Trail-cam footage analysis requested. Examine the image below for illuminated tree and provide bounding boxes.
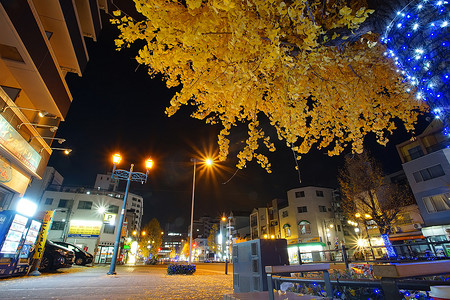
[140,218,163,258]
[206,224,219,255]
[338,150,415,234]
[112,0,428,171]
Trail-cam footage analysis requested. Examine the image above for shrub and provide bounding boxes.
[167,264,196,275]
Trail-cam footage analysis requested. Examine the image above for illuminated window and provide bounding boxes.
[298,220,311,235]
[423,193,450,213]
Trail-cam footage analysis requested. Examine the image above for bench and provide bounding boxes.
[265,264,332,300]
[373,260,450,300]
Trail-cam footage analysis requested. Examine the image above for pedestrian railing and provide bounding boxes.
[265,263,332,300]
[265,260,450,299]
[373,260,450,300]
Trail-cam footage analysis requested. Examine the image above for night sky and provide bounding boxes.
[48,8,430,232]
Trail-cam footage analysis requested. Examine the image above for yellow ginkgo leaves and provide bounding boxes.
[112,0,426,172]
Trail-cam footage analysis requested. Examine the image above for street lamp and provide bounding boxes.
[107,153,153,275]
[221,215,232,274]
[354,213,375,260]
[188,157,213,265]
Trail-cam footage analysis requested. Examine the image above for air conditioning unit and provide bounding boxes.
[413,223,422,229]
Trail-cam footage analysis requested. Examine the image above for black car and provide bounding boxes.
[39,240,75,271]
[53,241,94,266]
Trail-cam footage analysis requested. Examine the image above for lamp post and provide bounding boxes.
[188,157,213,265]
[107,153,153,275]
[222,215,232,274]
[355,213,376,260]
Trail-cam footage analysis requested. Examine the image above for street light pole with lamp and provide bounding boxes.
[107,153,153,275]
[188,157,213,265]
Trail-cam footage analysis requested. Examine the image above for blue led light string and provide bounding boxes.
[381,0,449,133]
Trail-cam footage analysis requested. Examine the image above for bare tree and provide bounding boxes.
[338,151,415,235]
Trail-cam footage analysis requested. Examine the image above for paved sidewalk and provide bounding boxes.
[0,264,233,299]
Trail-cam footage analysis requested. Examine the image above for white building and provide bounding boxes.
[20,168,144,263]
[278,186,345,263]
[396,120,450,243]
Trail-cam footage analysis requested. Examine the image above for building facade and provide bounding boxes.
[396,120,450,243]
[0,0,106,209]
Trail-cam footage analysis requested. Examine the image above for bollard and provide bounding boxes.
[225,259,228,275]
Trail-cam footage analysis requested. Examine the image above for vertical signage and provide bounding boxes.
[33,211,54,259]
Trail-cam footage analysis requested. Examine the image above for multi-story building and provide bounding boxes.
[396,119,450,244]
[22,167,144,263]
[277,186,345,263]
[0,0,106,209]
[250,199,286,240]
[94,173,144,234]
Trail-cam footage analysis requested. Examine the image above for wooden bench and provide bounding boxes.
[265,264,332,300]
[373,260,450,300]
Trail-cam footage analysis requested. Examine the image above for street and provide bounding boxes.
[0,263,233,299]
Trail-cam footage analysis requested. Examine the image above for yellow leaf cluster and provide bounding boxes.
[112,0,426,171]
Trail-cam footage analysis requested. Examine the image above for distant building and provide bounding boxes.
[22,168,144,263]
[396,120,450,243]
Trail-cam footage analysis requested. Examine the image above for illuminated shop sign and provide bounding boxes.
[0,115,41,172]
[68,220,101,238]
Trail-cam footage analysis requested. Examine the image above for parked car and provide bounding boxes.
[53,241,94,266]
[39,240,75,271]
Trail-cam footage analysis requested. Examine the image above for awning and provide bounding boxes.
[283,223,291,228]
[298,220,310,225]
[389,235,426,241]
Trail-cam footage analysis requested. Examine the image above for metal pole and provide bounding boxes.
[107,164,133,275]
[188,160,196,265]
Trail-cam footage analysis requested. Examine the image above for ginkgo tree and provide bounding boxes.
[111,0,426,171]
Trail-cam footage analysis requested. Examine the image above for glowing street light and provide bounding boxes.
[188,157,213,265]
[107,153,153,275]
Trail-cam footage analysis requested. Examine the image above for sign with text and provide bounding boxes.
[33,211,54,259]
[68,221,101,238]
[0,114,41,172]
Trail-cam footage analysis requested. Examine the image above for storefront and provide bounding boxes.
[287,242,327,264]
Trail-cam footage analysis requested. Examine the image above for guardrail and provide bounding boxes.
[265,260,450,299]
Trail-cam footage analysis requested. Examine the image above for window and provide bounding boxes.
[44,198,53,205]
[413,165,445,182]
[1,86,21,101]
[298,220,311,234]
[316,190,324,197]
[295,191,305,198]
[0,44,24,62]
[108,205,119,214]
[51,221,65,230]
[77,201,92,210]
[423,193,450,213]
[337,225,341,232]
[408,145,424,160]
[319,205,327,212]
[103,224,115,234]
[283,224,291,237]
[297,206,307,213]
[282,210,288,218]
[58,199,70,208]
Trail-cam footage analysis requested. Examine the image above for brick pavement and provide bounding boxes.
[0,264,233,299]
